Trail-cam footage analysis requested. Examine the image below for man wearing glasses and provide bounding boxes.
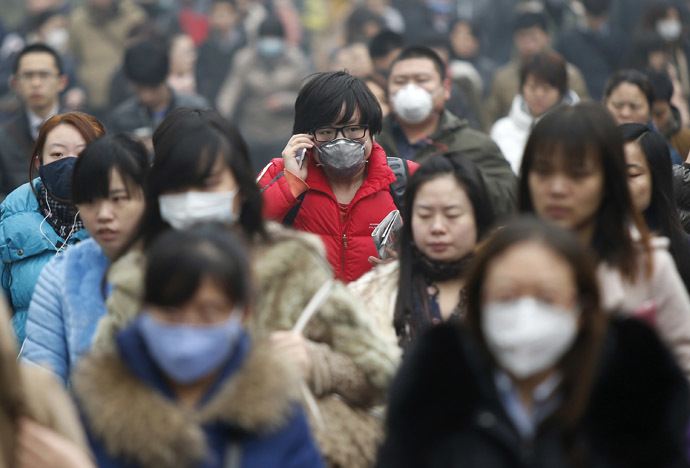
[258,70,418,283]
[0,44,67,201]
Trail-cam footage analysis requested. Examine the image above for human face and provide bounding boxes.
[132,83,170,113]
[528,148,604,242]
[366,79,389,117]
[77,169,145,259]
[149,276,239,325]
[388,57,450,116]
[624,142,653,214]
[411,175,477,261]
[12,52,66,115]
[606,83,651,125]
[41,124,86,165]
[651,100,672,132]
[482,241,578,312]
[514,27,550,59]
[210,2,237,34]
[311,108,373,161]
[450,22,479,59]
[522,74,561,116]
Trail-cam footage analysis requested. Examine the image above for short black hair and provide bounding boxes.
[388,45,446,81]
[513,11,549,34]
[144,223,252,309]
[581,0,612,16]
[647,68,674,102]
[13,43,63,75]
[72,133,149,204]
[293,71,383,135]
[258,16,284,38]
[212,0,236,5]
[368,30,405,60]
[124,40,169,86]
[520,50,568,97]
[604,69,655,109]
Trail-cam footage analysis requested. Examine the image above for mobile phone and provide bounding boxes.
[296,148,307,169]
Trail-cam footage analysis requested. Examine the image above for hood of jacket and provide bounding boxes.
[72,327,300,468]
[507,90,581,131]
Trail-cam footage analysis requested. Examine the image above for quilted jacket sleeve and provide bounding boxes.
[257,159,302,221]
[21,255,69,384]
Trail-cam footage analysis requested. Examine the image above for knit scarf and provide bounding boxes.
[38,185,84,238]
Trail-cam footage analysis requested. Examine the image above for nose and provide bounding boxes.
[96,201,115,221]
[546,173,569,196]
[430,214,447,234]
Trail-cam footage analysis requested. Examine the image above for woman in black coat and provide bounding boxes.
[377,217,689,468]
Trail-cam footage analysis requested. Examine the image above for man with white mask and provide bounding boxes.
[377,45,517,219]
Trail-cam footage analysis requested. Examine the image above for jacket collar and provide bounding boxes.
[72,327,299,468]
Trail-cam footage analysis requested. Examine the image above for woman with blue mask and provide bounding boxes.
[71,223,325,468]
[0,112,105,344]
[92,107,400,468]
[20,134,148,384]
[378,217,689,468]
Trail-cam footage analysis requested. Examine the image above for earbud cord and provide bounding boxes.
[39,189,80,256]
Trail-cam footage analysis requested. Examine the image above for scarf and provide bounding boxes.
[38,185,84,239]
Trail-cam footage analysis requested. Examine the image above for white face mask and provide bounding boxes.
[159,190,239,230]
[481,297,578,379]
[392,84,434,124]
[657,18,683,41]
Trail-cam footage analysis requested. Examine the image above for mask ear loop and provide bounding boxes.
[39,189,80,256]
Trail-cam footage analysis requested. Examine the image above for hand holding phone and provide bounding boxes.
[296,148,306,169]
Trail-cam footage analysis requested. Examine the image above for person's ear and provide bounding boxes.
[10,75,19,92]
[443,76,452,101]
[57,74,68,93]
[33,155,40,169]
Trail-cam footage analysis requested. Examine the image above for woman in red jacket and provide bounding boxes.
[258,70,417,283]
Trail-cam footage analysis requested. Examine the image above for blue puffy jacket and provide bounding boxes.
[21,238,109,383]
[0,179,89,344]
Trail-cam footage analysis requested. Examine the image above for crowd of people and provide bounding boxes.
[1,0,690,467]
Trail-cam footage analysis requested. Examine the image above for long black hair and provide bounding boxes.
[393,152,495,345]
[620,123,690,292]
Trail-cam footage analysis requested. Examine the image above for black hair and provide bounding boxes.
[212,0,237,5]
[513,11,549,34]
[622,33,667,71]
[72,133,149,204]
[388,45,447,82]
[647,68,674,102]
[345,7,384,44]
[450,17,480,41]
[144,223,252,308]
[368,30,405,60]
[13,43,63,75]
[520,50,568,97]
[518,102,651,280]
[394,152,496,345]
[418,32,451,58]
[124,39,169,86]
[293,71,383,135]
[619,123,690,292]
[258,16,284,38]
[581,0,612,17]
[144,107,265,245]
[638,2,680,32]
[604,69,655,109]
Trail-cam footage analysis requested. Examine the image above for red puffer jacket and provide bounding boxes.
[258,142,416,282]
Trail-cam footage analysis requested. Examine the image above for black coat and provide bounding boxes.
[377,318,689,468]
[0,109,34,201]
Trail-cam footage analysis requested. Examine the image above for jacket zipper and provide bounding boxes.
[341,233,347,276]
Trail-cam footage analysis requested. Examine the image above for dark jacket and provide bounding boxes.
[196,29,246,105]
[377,318,689,468]
[72,325,325,468]
[0,109,34,201]
[107,87,211,136]
[673,163,690,234]
[377,110,517,219]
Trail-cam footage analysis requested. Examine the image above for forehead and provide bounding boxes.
[485,241,575,287]
[610,82,646,100]
[390,57,441,79]
[515,26,547,38]
[414,175,469,205]
[17,51,59,71]
[327,105,361,126]
[45,124,85,145]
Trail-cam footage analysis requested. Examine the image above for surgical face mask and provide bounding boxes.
[316,138,368,179]
[159,189,239,230]
[481,297,579,379]
[137,309,243,384]
[392,84,434,124]
[657,18,683,41]
[257,37,285,58]
[39,157,77,201]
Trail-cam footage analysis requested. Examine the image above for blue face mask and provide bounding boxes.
[257,37,285,58]
[39,157,77,201]
[137,309,244,384]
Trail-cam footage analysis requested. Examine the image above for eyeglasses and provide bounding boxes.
[311,124,368,142]
[18,71,59,82]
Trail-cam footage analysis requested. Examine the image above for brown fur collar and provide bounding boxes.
[72,341,299,468]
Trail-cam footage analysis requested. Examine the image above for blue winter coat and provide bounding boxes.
[71,324,325,468]
[21,238,109,383]
[0,179,89,344]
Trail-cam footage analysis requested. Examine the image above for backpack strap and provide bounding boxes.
[387,156,409,211]
[282,191,306,227]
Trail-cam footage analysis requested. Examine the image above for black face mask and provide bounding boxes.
[411,245,474,282]
[38,157,77,202]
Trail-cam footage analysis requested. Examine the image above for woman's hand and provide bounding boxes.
[16,418,95,468]
[270,331,313,380]
[282,134,314,181]
[368,248,399,266]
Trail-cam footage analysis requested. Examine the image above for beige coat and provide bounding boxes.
[0,297,89,467]
[597,236,690,384]
[484,58,589,125]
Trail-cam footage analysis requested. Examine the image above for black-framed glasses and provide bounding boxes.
[18,71,59,82]
[311,124,368,142]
